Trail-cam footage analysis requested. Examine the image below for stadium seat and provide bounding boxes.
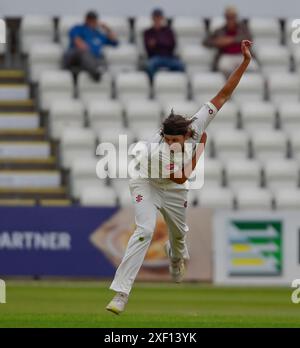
[274,187,300,210]
[203,159,223,187]
[251,130,288,161]
[213,129,249,160]
[70,157,106,199]
[293,46,300,71]
[225,159,261,190]
[153,72,188,103]
[60,127,96,168]
[255,45,291,74]
[97,126,135,148]
[49,99,85,139]
[125,100,161,131]
[268,73,300,104]
[191,72,226,104]
[58,15,82,48]
[248,18,281,46]
[134,16,152,55]
[101,16,130,42]
[28,43,63,83]
[180,45,215,75]
[115,71,150,102]
[278,102,300,132]
[172,17,205,48]
[77,72,112,105]
[236,187,273,210]
[240,102,276,131]
[232,73,265,102]
[263,159,299,191]
[289,131,300,162]
[284,18,296,48]
[206,102,238,133]
[197,187,234,209]
[209,17,225,33]
[38,70,74,111]
[86,100,124,130]
[104,44,138,74]
[162,100,199,118]
[80,186,117,206]
[20,15,55,54]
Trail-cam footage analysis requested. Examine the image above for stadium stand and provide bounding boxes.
[1,15,299,209]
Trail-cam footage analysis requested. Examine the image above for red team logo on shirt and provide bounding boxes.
[135,194,143,203]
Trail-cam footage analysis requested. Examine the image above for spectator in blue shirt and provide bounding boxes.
[64,11,118,81]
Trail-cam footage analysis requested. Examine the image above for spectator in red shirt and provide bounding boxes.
[144,8,185,79]
[203,6,258,75]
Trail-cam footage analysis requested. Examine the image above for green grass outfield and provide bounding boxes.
[0,281,299,328]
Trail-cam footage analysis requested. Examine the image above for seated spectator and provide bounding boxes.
[144,8,185,79]
[64,11,118,81]
[203,6,258,76]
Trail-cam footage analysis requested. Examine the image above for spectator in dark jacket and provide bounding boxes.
[144,8,185,79]
[203,6,258,75]
[64,11,118,81]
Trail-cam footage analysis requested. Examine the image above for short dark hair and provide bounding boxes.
[160,110,197,139]
[86,10,98,21]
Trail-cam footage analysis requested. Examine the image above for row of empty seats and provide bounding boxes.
[47,96,300,141]
[37,70,300,110]
[77,180,300,210]
[19,15,299,54]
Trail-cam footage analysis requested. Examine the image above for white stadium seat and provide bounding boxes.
[251,130,288,161]
[240,102,276,131]
[58,15,82,49]
[38,70,74,111]
[80,186,117,206]
[101,16,130,42]
[125,100,161,131]
[289,131,300,162]
[70,157,106,199]
[20,15,54,54]
[225,159,261,190]
[203,159,223,187]
[162,100,199,118]
[61,127,96,168]
[28,43,63,83]
[197,187,234,209]
[191,72,226,104]
[173,17,205,48]
[268,73,300,104]
[249,18,281,46]
[255,45,291,74]
[153,72,188,103]
[209,17,225,33]
[77,72,112,105]
[134,16,152,55]
[232,73,265,102]
[97,127,135,151]
[206,102,238,133]
[236,187,273,210]
[180,45,215,75]
[264,159,299,191]
[293,46,300,71]
[274,188,300,210]
[87,100,124,130]
[115,71,150,102]
[278,102,300,131]
[104,44,138,74]
[49,99,85,139]
[213,129,249,160]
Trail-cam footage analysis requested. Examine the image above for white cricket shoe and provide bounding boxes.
[164,243,185,283]
[106,292,128,315]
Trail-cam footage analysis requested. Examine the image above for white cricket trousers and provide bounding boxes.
[110,178,190,295]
